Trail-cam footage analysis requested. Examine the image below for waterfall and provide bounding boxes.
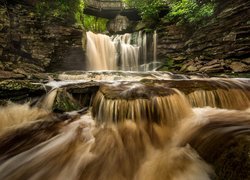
[142,32,147,65]
[86,31,116,70]
[112,33,140,71]
[153,30,157,62]
[86,31,159,71]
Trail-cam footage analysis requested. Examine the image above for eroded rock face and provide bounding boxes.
[0,2,86,73]
[157,25,191,62]
[157,0,250,74]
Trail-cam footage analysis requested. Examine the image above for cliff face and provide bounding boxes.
[0,2,86,75]
[157,0,250,74]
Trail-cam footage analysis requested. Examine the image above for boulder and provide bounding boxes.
[53,89,81,112]
[186,65,198,72]
[199,64,224,73]
[229,62,250,72]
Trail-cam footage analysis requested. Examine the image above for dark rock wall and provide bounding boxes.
[157,0,250,73]
[0,2,86,73]
[157,25,192,62]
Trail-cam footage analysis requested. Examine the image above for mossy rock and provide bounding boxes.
[53,89,81,112]
[0,80,46,102]
[0,80,43,91]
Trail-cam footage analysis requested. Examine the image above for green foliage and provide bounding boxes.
[123,0,167,21]
[165,0,215,24]
[162,58,174,70]
[123,0,215,24]
[83,15,108,32]
[35,0,85,27]
[35,0,108,31]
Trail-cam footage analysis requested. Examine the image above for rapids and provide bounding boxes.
[0,71,250,180]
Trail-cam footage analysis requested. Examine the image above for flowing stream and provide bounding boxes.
[0,71,250,179]
[0,27,250,179]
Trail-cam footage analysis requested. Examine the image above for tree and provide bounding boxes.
[35,0,85,27]
[123,0,167,21]
[123,0,215,24]
[165,0,215,24]
[83,15,108,32]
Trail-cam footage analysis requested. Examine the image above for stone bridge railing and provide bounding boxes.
[85,0,129,10]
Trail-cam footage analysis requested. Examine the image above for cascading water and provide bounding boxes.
[86,31,159,71]
[153,30,157,62]
[112,33,140,71]
[86,31,116,70]
[0,72,250,179]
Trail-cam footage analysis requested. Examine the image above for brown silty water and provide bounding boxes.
[0,77,249,180]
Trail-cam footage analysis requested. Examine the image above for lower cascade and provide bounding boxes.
[86,31,159,71]
[0,71,250,180]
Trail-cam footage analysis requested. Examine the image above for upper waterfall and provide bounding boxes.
[85,31,158,71]
[86,31,117,70]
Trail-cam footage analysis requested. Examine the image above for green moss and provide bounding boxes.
[0,80,46,102]
[0,80,43,91]
[161,58,174,71]
[53,89,81,112]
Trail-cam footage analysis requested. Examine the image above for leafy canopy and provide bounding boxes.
[123,0,167,20]
[35,0,108,31]
[166,0,215,24]
[123,0,215,24]
[84,15,108,33]
[35,0,85,27]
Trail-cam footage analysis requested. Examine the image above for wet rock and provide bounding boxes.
[206,59,221,66]
[0,79,46,102]
[242,58,250,65]
[223,31,236,41]
[199,64,224,73]
[0,70,25,79]
[180,59,203,72]
[92,83,192,125]
[173,56,187,62]
[53,89,81,112]
[187,65,198,72]
[229,62,250,72]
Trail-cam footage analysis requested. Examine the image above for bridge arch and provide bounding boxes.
[84,0,140,20]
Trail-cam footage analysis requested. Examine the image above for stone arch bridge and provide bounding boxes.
[84,0,140,20]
